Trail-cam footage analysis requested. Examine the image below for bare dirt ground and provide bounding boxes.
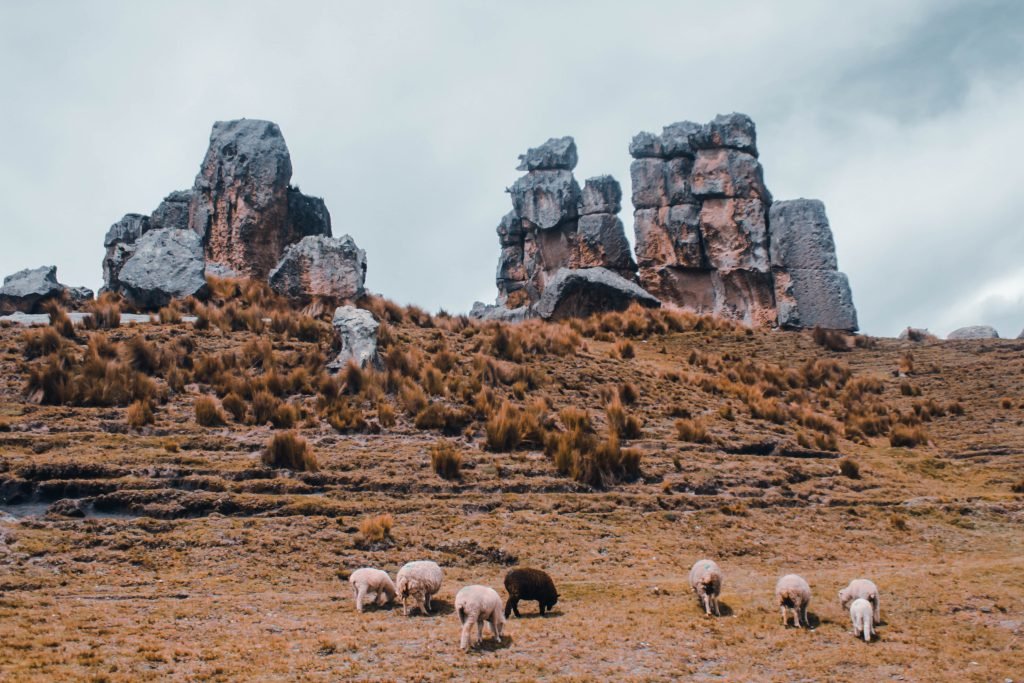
[0,305,1021,682]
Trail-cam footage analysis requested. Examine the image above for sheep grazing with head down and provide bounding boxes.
[503,567,559,618]
[775,574,812,628]
[395,560,444,616]
[839,578,880,625]
[455,585,506,650]
[849,598,876,642]
[348,567,396,613]
[688,559,723,616]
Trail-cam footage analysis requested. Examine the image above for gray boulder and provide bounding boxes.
[496,211,524,247]
[630,158,667,209]
[509,170,580,230]
[947,325,999,340]
[533,267,660,320]
[516,136,577,171]
[287,188,333,239]
[690,113,758,156]
[268,235,366,304]
[768,199,838,271]
[0,266,68,314]
[579,175,622,215]
[102,213,152,292]
[628,131,663,159]
[576,214,637,273]
[660,120,702,158]
[328,306,380,370]
[116,228,208,308]
[774,268,858,331]
[469,301,536,323]
[150,190,193,231]
[690,149,771,201]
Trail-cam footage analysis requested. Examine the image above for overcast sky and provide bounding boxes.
[1,0,1022,337]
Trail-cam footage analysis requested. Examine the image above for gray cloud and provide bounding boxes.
[1,0,1021,336]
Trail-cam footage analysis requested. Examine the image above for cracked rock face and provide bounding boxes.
[268,235,366,304]
[116,229,208,309]
[329,305,380,370]
[0,266,92,314]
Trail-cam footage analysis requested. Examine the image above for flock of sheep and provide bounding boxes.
[348,559,883,650]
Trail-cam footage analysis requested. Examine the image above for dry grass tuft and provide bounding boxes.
[890,424,929,448]
[429,440,462,480]
[358,513,394,545]
[126,399,154,428]
[812,326,851,352]
[262,431,318,472]
[838,458,861,479]
[675,418,711,443]
[194,396,226,427]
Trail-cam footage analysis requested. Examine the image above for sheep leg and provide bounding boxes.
[425,592,433,613]
[712,595,721,617]
[491,615,503,642]
[780,605,788,626]
[459,614,475,650]
[872,598,880,625]
[539,601,545,616]
[504,598,514,619]
[798,604,808,628]
[476,618,484,647]
[402,595,409,617]
[355,584,367,613]
[702,593,712,616]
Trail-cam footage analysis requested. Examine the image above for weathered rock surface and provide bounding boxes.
[491,139,641,312]
[468,301,535,323]
[947,325,999,340]
[517,136,578,171]
[329,306,380,370]
[102,213,152,293]
[630,113,857,330]
[533,268,660,321]
[0,266,92,314]
[116,229,208,308]
[150,190,193,231]
[268,235,366,304]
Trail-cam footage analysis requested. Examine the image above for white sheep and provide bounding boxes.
[455,585,505,651]
[775,574,812,628]
[688,559,723,616]
[839,578,880,625]
[348,567,396,613]
[395,560,444,616]
[849,598,876,642]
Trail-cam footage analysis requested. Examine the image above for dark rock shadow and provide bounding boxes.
[508,609,564,620]
[474,635,514,652]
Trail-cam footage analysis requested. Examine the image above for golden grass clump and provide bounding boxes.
[22,326,64,359]
[811,326,851,352]
[429,440,462,480]
[126,399,154,428]
[194,396,226,427]
[675,418,711,443]
[251,390,281,426]
[82,294,121,330]
[221,392,246,422]
[890,424,929,448]
[605,397,642,439]
[612,340,635,359]
[45,301,76,339]
[838,458,861,479]
[262,431,318,472]
[358,513,394,545]
[377,401,397,428]
[484,401,521,452]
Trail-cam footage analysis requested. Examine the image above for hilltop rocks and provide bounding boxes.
[150,190,193,231]
[328,306,380,370]
[116,229,208,308]
[102,213,151,293]
[268,235,367,304]
[947,325,999,340]
[0,266,93,314]
[533,268,660,321]
[630,114,857,330]
[769,200,857,330]
[491,137,639,312]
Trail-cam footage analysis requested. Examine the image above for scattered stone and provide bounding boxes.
[533,268,660,321]
[116,229,208,308]
[468,302,535,323]
[268,235,366,304]
[516,136,578,171]
[47,498,87,518]
[328,306,380,370]
[0,266,92,314]
[947,325,999,340]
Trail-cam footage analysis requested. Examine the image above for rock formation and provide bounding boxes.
[494,137,637,311]
[630,113,857,330]
[329,306,380,370]
[116,229,208,308]
[268,235,367,304]
[947,325,999,340]
[0,266,93,314]
[533,268,659,321]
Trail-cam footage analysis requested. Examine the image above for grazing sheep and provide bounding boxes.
[849,598,875,641]
[348,567,396,613]
[503,567,559,618]
[839,578,880,625]
[455,585,505,650]
[775,574,812,628]
[395,560,444,616]
[688,559,723,617]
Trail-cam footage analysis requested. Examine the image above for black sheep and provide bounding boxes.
[504,567,558,618]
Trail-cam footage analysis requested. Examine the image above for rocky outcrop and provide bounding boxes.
[268,235,366,304]
[532,268,659,321]
[116,229,208,308]
[150,190,193,231]
[493,137,638,310]
[328,306,380,370]
[189,119,332,279]
[630,113,857,330]
[0,266,93,314]
[947,325,999,340]
[102,213,151,294]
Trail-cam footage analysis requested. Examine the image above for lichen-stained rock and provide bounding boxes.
[664,204,705,268]
[533,267,659,320]
[0,266,79,314]
[268,235,366,304]
[665,157,695,205]
[577,214,636,274]
[639,266,716,312]
[150,190,193,231]
[698,199,769,272]
[116,228,208,309]
[690,149,770,201]
[580,176,622,215]
[690,113,758,156]
[711,270,777,328]
[768,199,838,271]
[102,213,152,292]
[496,245,527,288]
[634,207,704,270]
[947,325,1000,340]
[774,268,858,331]
[628,131,664,159]
[660,120,702,158]
[510,170,580,230]
[328,305,380,370]
[286,189,333,240]
[630,158,667,209]
[516,136,578,171]
[496,211,525,247]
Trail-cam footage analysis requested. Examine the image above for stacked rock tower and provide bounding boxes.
[495,137,637,309]
[629,113,856,330]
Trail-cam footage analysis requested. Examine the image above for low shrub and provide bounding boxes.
[262,431,318,471]
[195,396,226,427]
[838,458,861,479]
[890,424,928,448]
[430,440,462,480]
[126,399,154,428]
[675,418,710,443]
[358,513,394,544]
